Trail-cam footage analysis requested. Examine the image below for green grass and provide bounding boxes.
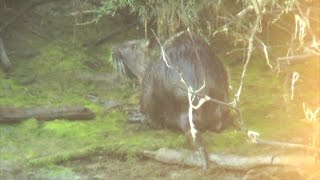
[1,13,319,179]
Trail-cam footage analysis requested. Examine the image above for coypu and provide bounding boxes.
[113,31,229,170]
[112,39,157,84]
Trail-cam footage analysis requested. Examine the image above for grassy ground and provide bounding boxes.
[0,1,319,179]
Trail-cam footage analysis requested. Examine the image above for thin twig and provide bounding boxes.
[235,16,262,102]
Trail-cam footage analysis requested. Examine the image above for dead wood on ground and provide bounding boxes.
[0,106,95,123]
[250,137,320,154]
[143,148,317,171]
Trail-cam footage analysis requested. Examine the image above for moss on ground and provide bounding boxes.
[1,42,315,171]
[0,5,319,179]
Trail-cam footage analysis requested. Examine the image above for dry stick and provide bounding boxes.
[236,15,280,72]
[217,2,318,147]
[220,14,264,129]
[185,29,210,140]
[213,9,293,129]
[216,3,318,70]
[235,15,262,103]
[219,8,304,73]
[216,12,276,74]
[213,11,265,103]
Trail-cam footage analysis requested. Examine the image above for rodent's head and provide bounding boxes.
[112,39,154,84]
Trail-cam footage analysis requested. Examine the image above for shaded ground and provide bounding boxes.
[64,155,244,180]
[2,154,244,180]
[0,1,319,179]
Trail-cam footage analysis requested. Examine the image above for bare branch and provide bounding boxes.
[277,54,319,65]
[235,16,262,102]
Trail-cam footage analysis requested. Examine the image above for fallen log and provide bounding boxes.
[247,131,320,154]
[0,106,95,123]
[252,138,320,154]
[143,148,317,171]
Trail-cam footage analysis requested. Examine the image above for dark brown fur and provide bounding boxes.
[113,31,229,170]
